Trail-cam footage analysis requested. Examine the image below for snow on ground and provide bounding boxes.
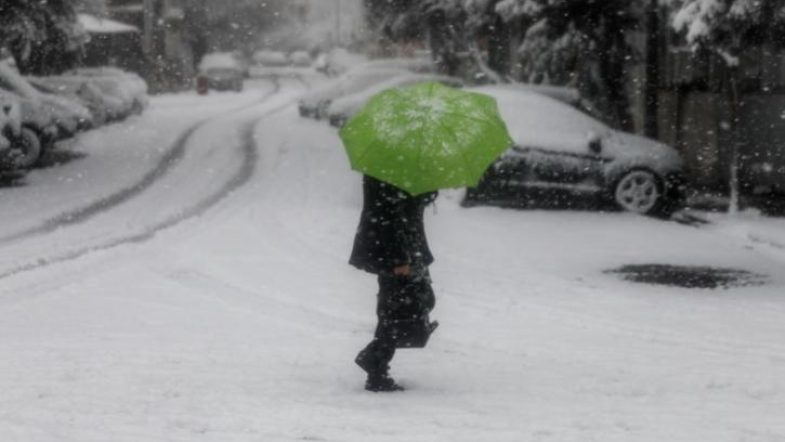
[1,76,785,442]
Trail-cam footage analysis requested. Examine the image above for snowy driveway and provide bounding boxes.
[1,76,785,442]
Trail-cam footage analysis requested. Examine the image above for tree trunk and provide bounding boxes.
[427,10,461,76]
[486,15,510,78]
[727,65,741,214]
[598,22,634,131]
[644,0,660,139]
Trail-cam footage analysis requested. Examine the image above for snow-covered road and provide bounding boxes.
[1,76,784,442]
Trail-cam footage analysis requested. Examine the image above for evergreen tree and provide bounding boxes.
[496,0,642,130]
[465,0,512,77]
[363,0,423,47]
[665,0,785,212]
[0,0,86,75]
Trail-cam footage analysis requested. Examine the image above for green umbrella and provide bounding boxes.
[339,81,513,196]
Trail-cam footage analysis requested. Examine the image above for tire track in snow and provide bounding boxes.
[0,78,281,245]
[0,84,301,282]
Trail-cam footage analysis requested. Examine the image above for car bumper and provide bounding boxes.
[207,79,241,90]
[328,114,347,128]
[298,104,318,118]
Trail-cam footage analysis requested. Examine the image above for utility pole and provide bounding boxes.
[142,0,155,55]
[644,0,660,139]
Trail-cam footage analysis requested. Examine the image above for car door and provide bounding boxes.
[511,144,606,192]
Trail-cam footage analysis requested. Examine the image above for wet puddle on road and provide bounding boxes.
[607,264,769,289]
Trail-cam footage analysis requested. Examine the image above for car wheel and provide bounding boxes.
[9,128,42,169]
[613,169,663,215]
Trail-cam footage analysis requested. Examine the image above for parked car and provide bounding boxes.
[40,75,130,122]
[298,67,410,119]
[29,76,111,126]
[197,52,245,92]
[0,61,92,138]
[289,51,312,67]
[252,50,290,67]
[0,89,42,170]
[66,67,149,113]
[463,86,686,216]
[318,48,367,76]
[0,91,19,155]
[326,74,464,128]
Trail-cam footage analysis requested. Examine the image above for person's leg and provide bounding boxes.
[355,273,403,391]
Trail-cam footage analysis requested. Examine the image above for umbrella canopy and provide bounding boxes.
[339,81,513,196]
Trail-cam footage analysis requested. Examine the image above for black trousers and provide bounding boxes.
[357,267,434,375]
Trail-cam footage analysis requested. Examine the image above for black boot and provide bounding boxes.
[356,338,403,392]
[355,338,395,375]
[365,373,404,392]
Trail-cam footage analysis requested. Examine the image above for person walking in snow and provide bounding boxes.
[350,175,439,392]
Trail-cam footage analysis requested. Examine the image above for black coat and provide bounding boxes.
[349,176,437,274]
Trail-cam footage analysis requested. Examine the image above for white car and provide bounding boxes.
[66,67,149,113]
[289,51,312,67]
[326,74,464,128]
[0,91,20,153]
[463,86,686,216]
[197,52,245,92]
[298,67,410,119]
[32,76,132,123]
[0,89,41,170]
[0,61,92,137]
[252,50,289,67]
[319,48,367,76]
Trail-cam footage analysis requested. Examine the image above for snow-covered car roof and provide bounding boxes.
[0,61,41,100]
[66,67,148,96]
[490,83,581,106]
[351,57,435,74]
[30,76,127,123]
[472,85,683,174]
[470,85,610,155]
[300,68,411,109]
[63,70,148,112]
[40,92,93,129]
[327,74,464,120]
[322,48,367,75]
[289,51,312,67]
[199,53,245,73]
[1,61,90,132]
[252,50,289,67]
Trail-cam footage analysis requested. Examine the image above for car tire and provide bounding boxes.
[612,169,672,216]
[9,127,42,169]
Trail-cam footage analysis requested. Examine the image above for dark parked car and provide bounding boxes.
[464,86,686,217]
[197,53,244,92]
